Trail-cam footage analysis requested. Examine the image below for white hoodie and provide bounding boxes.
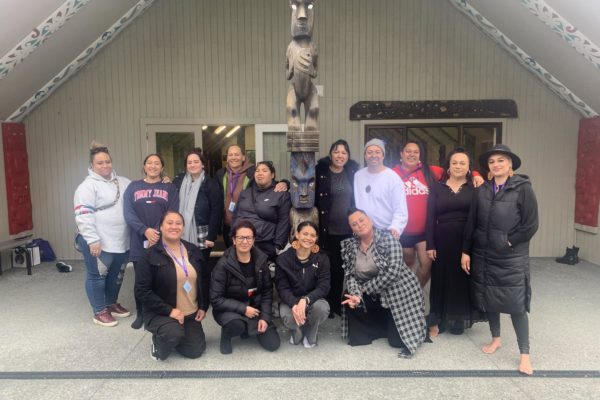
[74,168,131,253]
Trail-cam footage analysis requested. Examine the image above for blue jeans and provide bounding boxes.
[77,235,128,314]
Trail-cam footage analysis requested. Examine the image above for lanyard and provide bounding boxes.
[492,181,504,195]
[228,170,242,199]
[163,242,188,277]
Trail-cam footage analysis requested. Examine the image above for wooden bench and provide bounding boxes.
[0,235,34,275]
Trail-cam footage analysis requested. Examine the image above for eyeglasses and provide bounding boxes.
[235,236,254,242]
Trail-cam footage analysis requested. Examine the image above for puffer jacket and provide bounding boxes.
[315,157,359,240]
[233,183,291,250]
[463,174,538,314]
[275,248,331,307]
[210,246,273,324]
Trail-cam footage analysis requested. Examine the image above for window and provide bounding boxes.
[365,123,501,169]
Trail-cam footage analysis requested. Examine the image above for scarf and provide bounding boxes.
[179,171,204,245]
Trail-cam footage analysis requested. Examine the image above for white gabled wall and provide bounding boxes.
[23,0,581,260]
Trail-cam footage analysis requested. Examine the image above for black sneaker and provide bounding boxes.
[56,262,72,273]
[150,343,161,361]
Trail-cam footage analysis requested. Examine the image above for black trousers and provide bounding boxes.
[345,295,404,349]
[321,233,352,315]
[487,312,530,354]
[146,313,206,360]
[221,319,281,352]
[223,224,233,248]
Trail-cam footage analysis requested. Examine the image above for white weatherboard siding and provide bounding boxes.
[20,0,581,260]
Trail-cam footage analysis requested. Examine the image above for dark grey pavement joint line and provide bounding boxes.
[1,370,599,380]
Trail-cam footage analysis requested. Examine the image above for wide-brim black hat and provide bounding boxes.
[478,144,521,171]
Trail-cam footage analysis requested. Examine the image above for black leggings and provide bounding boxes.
[221,320,280,352]
[487,312,530,354]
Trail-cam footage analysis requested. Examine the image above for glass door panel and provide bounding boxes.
[156,132,195,179]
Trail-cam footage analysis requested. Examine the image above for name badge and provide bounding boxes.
[183,280,192,293]
[247,287,257,297]
[143,240,149,249]
[228,201,236,212]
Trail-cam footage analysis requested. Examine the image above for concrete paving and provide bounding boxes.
[0,258,599,399]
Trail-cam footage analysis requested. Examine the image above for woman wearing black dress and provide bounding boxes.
[426,148,481,337]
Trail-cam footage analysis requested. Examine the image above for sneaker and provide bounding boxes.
[93,309,118,327]
[55,262,72,273]
[303,336,316,349]
[289,329,303,345]
[150,343,161,361]
[108,303,131,318]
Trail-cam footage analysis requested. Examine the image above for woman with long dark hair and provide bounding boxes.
[135,210,208,361]
[233,161,291,260]
[315,139,359,316]
[425,148,482,337]
[124,153,179,329]
[173,148,223,264]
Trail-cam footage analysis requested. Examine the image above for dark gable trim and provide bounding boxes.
[350,100,518,120]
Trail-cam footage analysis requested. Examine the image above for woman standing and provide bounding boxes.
[425,148,481,337]
[135,211,208,361]
[276,222,331,348]
[315,139,359,316]
[392,141,483,288]
[123,154,179,329]
[233,162,291,260]
[461,144,538,375]
[341,208,426,358]
[173,148,223,264]
[215,145,288,248]
[74,142,131,327]
[210,219,281,354]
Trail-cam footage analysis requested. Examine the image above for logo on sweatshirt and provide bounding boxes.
[404,178,429,196]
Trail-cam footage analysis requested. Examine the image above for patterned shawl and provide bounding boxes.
[340,228,426,358]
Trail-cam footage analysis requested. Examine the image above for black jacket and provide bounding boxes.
[275,248,331,307]
[135,241,209,321]
[463,175,538,314]
[315,157,359,239]
[173,173,224,242]
[210,246,273,323]
[233,184,291,249]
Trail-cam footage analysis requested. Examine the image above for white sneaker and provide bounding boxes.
[303,336,316,349]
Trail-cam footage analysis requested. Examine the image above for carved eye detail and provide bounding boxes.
[291,4,297,10]
[308,4,314,10]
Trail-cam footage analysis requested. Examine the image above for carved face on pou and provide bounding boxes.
[290,0,315,38]
[290,153,316,208]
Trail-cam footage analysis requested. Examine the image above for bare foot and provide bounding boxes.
[519,354,533,375]
[429,325,440,338]
[482,337,502,354]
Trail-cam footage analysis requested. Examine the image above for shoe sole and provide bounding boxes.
[92,317,118,327]
[110,311,131,318]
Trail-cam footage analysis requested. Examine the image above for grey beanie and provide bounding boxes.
[364,138,385,156]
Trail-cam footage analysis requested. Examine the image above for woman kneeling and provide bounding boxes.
[135,211,208,361]
[341,208,426,358]
[211,219,281,354]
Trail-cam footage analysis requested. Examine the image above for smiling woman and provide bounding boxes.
[123,153,179,329]
[74,141,131,327]
[134,210,209,361]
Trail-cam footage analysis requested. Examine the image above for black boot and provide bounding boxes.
[131,298,143,329]
[571,246,580,264]
[556,247,577,265]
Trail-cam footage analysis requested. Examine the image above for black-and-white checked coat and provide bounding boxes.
[341,228,426,358]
